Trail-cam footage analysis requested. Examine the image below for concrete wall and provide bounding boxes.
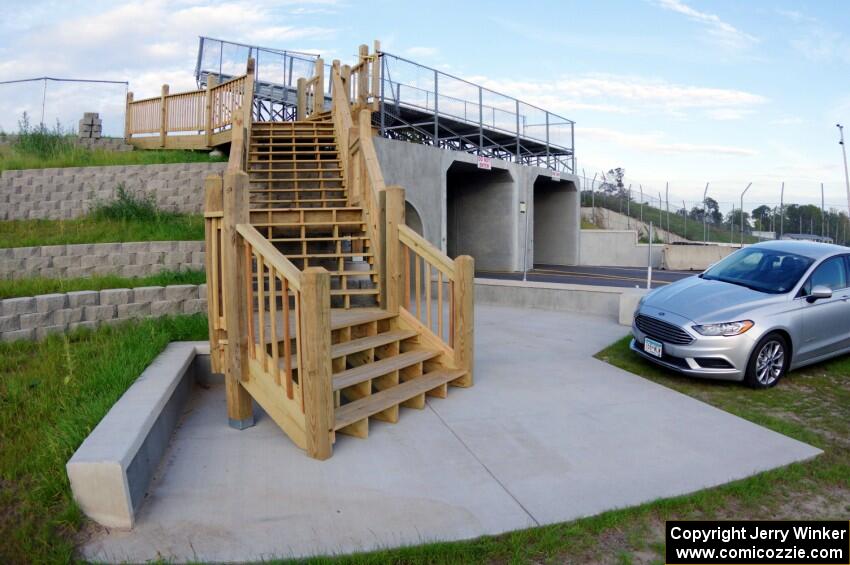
[446,163,516,271]
[532,177,579,266]
[579,229,662,268]
[0,241,204,279]
[0,284,207,342]
[0,162,226,220]
[581,207,687,244]
[662,244,738,271]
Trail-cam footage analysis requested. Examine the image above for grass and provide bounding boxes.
[0,315,209,564]
[587,193,761,244]
[0,116,223,172]
[0,269,205,299]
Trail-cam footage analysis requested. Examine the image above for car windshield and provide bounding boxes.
[701,248,814,294]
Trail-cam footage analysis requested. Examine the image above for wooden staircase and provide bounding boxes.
[204,44,474,460]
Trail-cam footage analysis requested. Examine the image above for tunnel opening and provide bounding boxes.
[446,162,516,272]
[405,201,424,237]
[532,176,579,267]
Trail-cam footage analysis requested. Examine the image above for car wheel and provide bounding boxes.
[744,333,788,388]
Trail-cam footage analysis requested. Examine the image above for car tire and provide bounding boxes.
[744,333,788,389]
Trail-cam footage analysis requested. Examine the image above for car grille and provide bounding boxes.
[635,315,694,345]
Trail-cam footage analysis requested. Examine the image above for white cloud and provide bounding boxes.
[655,0,758,49]
[580,126,757,157]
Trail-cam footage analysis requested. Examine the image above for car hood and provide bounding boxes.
[644,276,784,323]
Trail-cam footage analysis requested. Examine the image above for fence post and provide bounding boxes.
[296,78,307,120]
[205,74,219,147]
[222,169,254,429]
[382,185,405,313]
[452,255,474,387]
[300,267,333,460]
[204,174,224,374]
[159,84,169,148]
[124,92,133,142]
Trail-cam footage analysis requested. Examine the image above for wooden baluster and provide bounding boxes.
[437,270,443,341]
[404,245,410,310]
[425,262,432,330]
[245,240,255,360]
[257,251,266,371]
[414,254,421,319]
[124,92,134,142]
[283,277,293,400]
[204,174,223,373]
[159,84,169,148]
[269,264,280,385]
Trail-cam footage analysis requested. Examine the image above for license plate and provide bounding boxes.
[644,337,663,358]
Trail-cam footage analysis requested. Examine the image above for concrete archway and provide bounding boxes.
[405,201,424,237]
[532,176,579,266]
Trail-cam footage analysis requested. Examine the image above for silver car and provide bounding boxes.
[631,240,850,388]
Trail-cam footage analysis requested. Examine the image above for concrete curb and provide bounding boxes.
[66,341,210,529]
[474,277,648,326]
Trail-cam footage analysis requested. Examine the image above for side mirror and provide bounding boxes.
[806,285,833,303]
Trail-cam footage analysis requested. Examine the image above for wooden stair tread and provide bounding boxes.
[334,369,466,430]
[333,350,440,391]
[332,329,418,358]
[258,308,393,342]
[330,288,378,296]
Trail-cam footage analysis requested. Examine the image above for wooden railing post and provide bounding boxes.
[243,58,255,138]
[159,84,169,148]
[204,174,224,373]
[452,255,474,387]
[382,185,405,313]
[300,267,333,460]
[371,40,381,111]
[205,74,219,146]
[222,169,254,429]
[342,64,352,104]
[314,57,325,116]
[357,44,369,107]
[296,77,307,120]
[124,92,133,142]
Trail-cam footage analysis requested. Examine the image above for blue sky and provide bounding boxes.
[1,0,849,213]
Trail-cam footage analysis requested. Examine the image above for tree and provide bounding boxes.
[751,205,771,231]
[599,168,626,197]
[704,197,722,225]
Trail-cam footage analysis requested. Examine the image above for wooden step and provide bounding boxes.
[332,329,417,358]
[333,350,440,391]
[330,288,378,297]
[258,308,393,344]
[334,369,466,431]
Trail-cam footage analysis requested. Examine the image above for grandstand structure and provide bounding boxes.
[193,37,575,173]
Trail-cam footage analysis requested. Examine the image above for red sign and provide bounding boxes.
[477,156,492,170]
[552,170,561,180]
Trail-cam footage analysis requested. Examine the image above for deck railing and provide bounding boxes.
[126,60,254,149]
[296,58,325,120]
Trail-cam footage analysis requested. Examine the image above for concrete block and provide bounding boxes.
[182,299,206,314]
[132,286,164,302]
[36,324,69,340]
[84,305,117,322]
[69,321,99,333]
[0,315,20,332]
[67,290,100,308]
[2,297,36,316]
[100,289,132,306]
[618,289,649,327]
[36,293,68,313]
[54,308,84,325]
[165,285,197,301]
[20,311,51,330]
[198,284,207,300]
[65,266,94,279]
[1,328,34,342]
[150,300,180,316]
[117,303,150,319]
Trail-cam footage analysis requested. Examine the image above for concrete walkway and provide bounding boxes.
[82,305,821,563]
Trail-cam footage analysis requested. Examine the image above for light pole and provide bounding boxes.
[821,182,826,238]
[740,182,752,246]
[702,182,709,244]
[837,124,850,219]
[779,181,785,239]
[665,182,670,243]
[590,172,597,224]
[639,184,644,225]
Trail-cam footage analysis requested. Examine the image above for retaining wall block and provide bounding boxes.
[165,285,197,301]
[150,300,180,316]
[67,290,100,308]
[36,293,68,313]
[100,289,132,306]
[2,297,36,316]
[84,304,116,322]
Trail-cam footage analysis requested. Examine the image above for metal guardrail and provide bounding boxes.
[195,37,575,173]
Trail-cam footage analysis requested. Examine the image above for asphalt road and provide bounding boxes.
[477,264,696,289]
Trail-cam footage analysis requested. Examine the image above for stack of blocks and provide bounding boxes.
[78,112,103,140]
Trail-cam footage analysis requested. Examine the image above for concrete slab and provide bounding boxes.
[81,305,821,562]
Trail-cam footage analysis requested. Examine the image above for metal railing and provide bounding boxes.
[194,37,575,173]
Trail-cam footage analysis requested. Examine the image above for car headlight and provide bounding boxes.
[692,320,754,336]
